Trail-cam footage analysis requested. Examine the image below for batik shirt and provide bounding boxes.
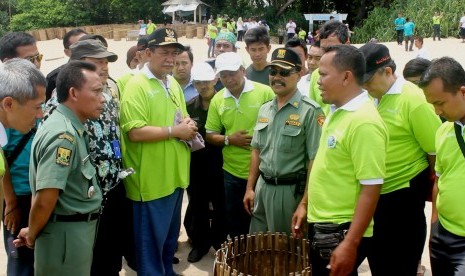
[42,84,122,195]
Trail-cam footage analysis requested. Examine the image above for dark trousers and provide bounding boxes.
[223,170,250,239]
[396,30,404,45]
[287,33,295,40]
[405,35,414,51]
[91,184,136,276]
[433,24,441,40]
[237,30,244,41]
[430,220,465,275]
[308,225,371,276]
[3,195,34,276]
[184,169,227,250]
[369,169,428,276]
[278,36,284,44]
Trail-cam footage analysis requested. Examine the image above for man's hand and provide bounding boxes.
[173,120,198,141]
[229,130,252,148]
[4,204,21,234]
[328,240,357,276]
[13,227,35,249]
[243,189,255,215]
[291,202,307,238]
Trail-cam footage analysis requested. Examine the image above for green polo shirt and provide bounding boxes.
[208,24,218,39]
[433,15,441,25]
[376,78,440,194]
[435,122,465,237]
[117,69,139,98]
[206,78,274,179]
[251,92,323,176]
[308,92,388,237]
[308,70,330,116]
[120,65,190,201]
[30,104,102,215]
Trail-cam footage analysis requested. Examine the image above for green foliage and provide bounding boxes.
[352,0,465,43]
[10,0,91,31]
[0,10,9,36]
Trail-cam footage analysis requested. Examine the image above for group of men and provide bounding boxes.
[1,18,465,276]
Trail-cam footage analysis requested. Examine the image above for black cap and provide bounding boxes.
[78,34,108,47]
[267,48,302,70]
[70,40,118,62]
[146,28,184,50]
[137,36,149,51]
[359,43,392,83]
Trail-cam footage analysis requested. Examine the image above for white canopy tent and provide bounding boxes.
[304,13,348,32]
[162,0,210,24]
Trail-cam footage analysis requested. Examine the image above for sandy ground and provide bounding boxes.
[2,34,465,275]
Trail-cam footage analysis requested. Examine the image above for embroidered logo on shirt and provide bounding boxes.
[258,117,269,123]
[56,147,72,166]
[285,120,301,126]
[317,114,325,126]
[327,135,337,148]
[289,114,300,120]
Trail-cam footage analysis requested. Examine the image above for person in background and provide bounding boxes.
[286,19,297,40]
[207,20,218,58]
[459,11,465,43]
[404,17,415,52]
[394,12,406,45]
[403,58,432,85]
[45,28,87,100]
[146,19,156,35]
[415,36,430,60]
[298,41,323,96]
[184,62,226,263]
[244,27,271,85]
[126,45,139,70]
[418,57,465,276]
[298,27,307,41]
[237,17,245,41]
[432,12,443,41]
[173,46,197,102]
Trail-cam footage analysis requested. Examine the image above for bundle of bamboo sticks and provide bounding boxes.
[214,232,311,276]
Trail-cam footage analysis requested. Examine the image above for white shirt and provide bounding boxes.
[416,47,430,60]
[297,74,311,96]
[460,16,465,28]
[286,22,296,33]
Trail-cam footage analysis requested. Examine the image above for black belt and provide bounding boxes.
[50,213,100,222]
[260,171,300,185]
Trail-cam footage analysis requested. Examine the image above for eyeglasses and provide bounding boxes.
[269,68,298,77]
[25,53,43,64]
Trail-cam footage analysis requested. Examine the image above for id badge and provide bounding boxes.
[111,140,122,159]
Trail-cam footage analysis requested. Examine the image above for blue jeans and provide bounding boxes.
[133,188,183,276]
[223,170,250,239]
[3,195,34,276]
[207,38,215,57]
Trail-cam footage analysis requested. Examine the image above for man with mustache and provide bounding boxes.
[15,60,106,276]
[243,48,324,235]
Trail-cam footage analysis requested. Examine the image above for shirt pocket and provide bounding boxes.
[254,122,269,149]
[81,158,97,197]
[279,126,302,153]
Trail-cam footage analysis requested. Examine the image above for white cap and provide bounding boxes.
[191,62,216,81]
[215,52,242,74]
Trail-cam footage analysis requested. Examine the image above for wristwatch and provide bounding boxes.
[224,135,229,146]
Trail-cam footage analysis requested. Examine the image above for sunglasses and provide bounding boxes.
[25,53,43,64]
[269,68,297,77]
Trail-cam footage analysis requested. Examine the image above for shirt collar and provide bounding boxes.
[456,121,465,135]
[141,63,171,88]
[0,121,8,146]
[330,91,369,113]
[56,104,86,137]
[223,77,254,98]
[271,90,302,109]
[386,76,404,95]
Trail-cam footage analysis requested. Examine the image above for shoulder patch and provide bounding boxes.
[58,133,75,144]
[317,114,326,126]
[56,147,72,166]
